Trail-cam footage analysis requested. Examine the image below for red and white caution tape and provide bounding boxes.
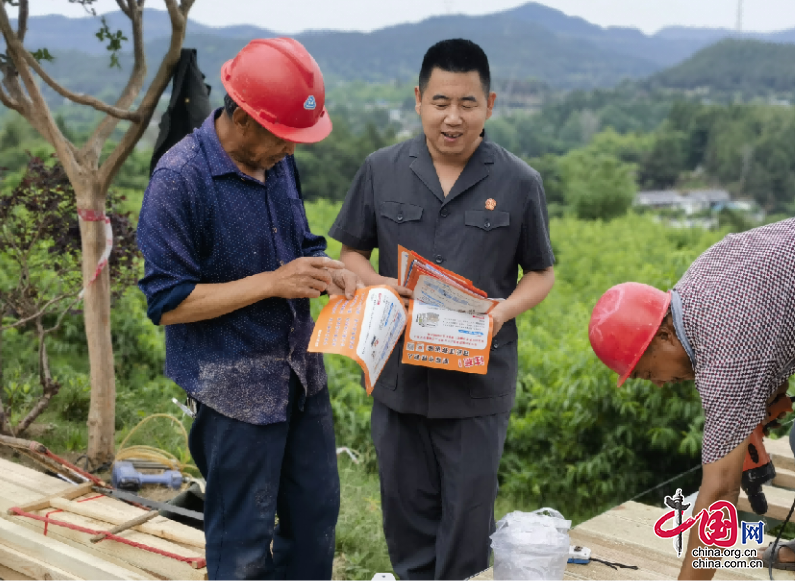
[77,209,113,299]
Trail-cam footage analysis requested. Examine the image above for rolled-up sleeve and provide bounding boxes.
[517,171,555,272]
[137,168,201,324]
[328,157,378,251]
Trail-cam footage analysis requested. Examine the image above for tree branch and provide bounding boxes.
[0,2,75,168]
[36,318,51,391]
[115,0,131,18]
[19,49,143,122]
[17,0,28,44]
[180,0,196,15]
[99,0,191,188]
[83,2,148,160]
[0,83,21,112]
[45,294,83,336]
[0,0,140,124]
[15,317,60,437]
[0,294,74,332]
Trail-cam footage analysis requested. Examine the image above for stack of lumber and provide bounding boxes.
[0,457,206,580]
[474,434,795,581]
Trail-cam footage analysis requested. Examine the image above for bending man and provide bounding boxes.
[589,218,795,580]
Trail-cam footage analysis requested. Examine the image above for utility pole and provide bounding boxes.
[736,0,743,34]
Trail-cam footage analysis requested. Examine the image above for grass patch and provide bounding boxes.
[335,459,394,580]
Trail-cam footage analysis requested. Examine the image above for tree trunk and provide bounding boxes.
[0,328,6,434]
[76,182,116,464]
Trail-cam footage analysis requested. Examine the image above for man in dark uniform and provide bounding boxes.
[329,39,556,580]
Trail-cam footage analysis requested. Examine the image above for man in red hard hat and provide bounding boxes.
[137,39,360,580]
[589,218,795,580]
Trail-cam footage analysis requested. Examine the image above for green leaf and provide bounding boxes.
[30,48,54,63]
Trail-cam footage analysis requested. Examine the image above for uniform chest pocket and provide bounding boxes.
[465,210,510,231]
[380,201,423,224]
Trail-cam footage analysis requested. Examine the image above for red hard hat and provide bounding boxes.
[588,282,671,386]
[221,38,332,144]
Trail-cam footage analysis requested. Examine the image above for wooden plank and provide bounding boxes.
[0,484,171,580]
[570,528,690,580]
[4,516,156,581]
[739,485,795,522]
[774,468,795,490]
[50,497,205,549]
[602,501,794,574]
[0,462,74,496]
[0,542,78,580]
[91,510,159,543]
[572,502,785,581]
[476,488,795,581]
[6,509,205,580]
[9,483,94,515]
[0,561,35,580]
[0,517,138,580]
[572,526,769,581]
[766,436,795,472]
[0,458,203,580]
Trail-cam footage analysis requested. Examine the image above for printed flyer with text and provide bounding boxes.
[309,247,499,391]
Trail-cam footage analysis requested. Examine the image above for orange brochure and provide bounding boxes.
[309,249,501,392]
[398,245,485,297]
[402,300,494,374]
[308,286,407,394]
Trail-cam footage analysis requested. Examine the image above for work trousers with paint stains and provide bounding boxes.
[189,371,340,580]
[372,399,511,580]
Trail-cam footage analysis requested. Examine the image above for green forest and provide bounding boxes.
[1,77,795,577]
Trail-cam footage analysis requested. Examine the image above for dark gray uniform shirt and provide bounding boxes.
[330,132,555,418]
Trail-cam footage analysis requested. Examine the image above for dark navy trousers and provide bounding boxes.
[189,372,340,580]
[371,400,510,580]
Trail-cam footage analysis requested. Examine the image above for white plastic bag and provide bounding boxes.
[490,508,571,580]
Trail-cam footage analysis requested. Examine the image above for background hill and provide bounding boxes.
[4,1,794,105]
[645,38,795,99]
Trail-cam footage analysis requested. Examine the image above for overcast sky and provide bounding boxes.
[25,0,795,35]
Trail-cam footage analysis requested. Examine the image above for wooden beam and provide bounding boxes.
[91,510,159,543]
[0,459,76,495]
[738,485,795,522]
[764,435,795,472]
[0,542,78,580]
[0,561,35,580]
[774,468,795,490]
[573,502,786,581]
[4,516,155,580]
[8,508,205,580]
[0,481,43,508]
[9,482,94,515]
[51,497,205,549]
[0,517,138,580]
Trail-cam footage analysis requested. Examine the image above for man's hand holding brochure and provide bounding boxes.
[308,246,500,393]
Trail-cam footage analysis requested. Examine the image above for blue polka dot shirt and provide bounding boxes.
[137,109,328,425]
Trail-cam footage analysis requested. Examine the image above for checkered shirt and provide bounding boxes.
[674,218,795,464]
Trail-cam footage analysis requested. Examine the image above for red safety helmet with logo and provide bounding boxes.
[221,38,332,144]
[588,282,671,386]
